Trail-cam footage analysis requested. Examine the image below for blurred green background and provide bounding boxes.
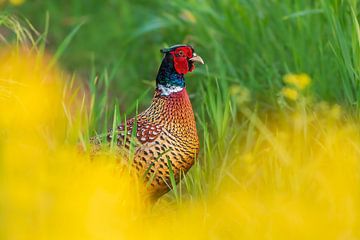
[3,0,360,111]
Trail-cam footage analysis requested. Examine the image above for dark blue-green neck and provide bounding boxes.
[156,54,185,88]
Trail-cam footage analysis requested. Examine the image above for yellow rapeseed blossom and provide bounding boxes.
[0,47,147,239]
[281,87,299,101]
[2,46,360,239]
[283,73,311,90]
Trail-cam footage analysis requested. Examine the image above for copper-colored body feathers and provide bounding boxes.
[106,88,199,197]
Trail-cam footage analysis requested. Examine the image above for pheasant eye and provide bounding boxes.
[178,50,184,56]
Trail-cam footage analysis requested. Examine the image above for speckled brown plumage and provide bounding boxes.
[106,88,199,197]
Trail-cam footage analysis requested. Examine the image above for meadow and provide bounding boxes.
[1,0,360,239]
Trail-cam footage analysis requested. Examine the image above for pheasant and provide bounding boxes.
[92,44,204,198]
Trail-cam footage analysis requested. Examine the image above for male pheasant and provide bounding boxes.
[92,44,204,198]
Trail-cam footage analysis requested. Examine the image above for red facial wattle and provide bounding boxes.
[171,47,195,75]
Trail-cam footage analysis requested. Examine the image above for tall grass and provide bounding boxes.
[5,0,359,107]
[1,1,360,239]
[1,44,360,239]
[5,2,360,200]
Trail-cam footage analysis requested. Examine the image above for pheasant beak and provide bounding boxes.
[189,54,204,65]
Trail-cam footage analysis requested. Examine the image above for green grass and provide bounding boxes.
[1,0,360,202]
[5,0,360,106]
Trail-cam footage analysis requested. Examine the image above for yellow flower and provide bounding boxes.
[9,0,25,6]
[283,73,311,90]
[281,87,299,101]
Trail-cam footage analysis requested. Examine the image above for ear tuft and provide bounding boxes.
[160,48,170,54]
[160,44,193,54]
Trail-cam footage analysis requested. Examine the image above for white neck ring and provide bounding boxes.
[157,84,183,96]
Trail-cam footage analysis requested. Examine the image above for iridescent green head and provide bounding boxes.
[156,44,204,90]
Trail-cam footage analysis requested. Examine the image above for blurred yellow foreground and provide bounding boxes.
[0,48,359,239]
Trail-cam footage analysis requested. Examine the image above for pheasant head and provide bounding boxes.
[156,44,204,96]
